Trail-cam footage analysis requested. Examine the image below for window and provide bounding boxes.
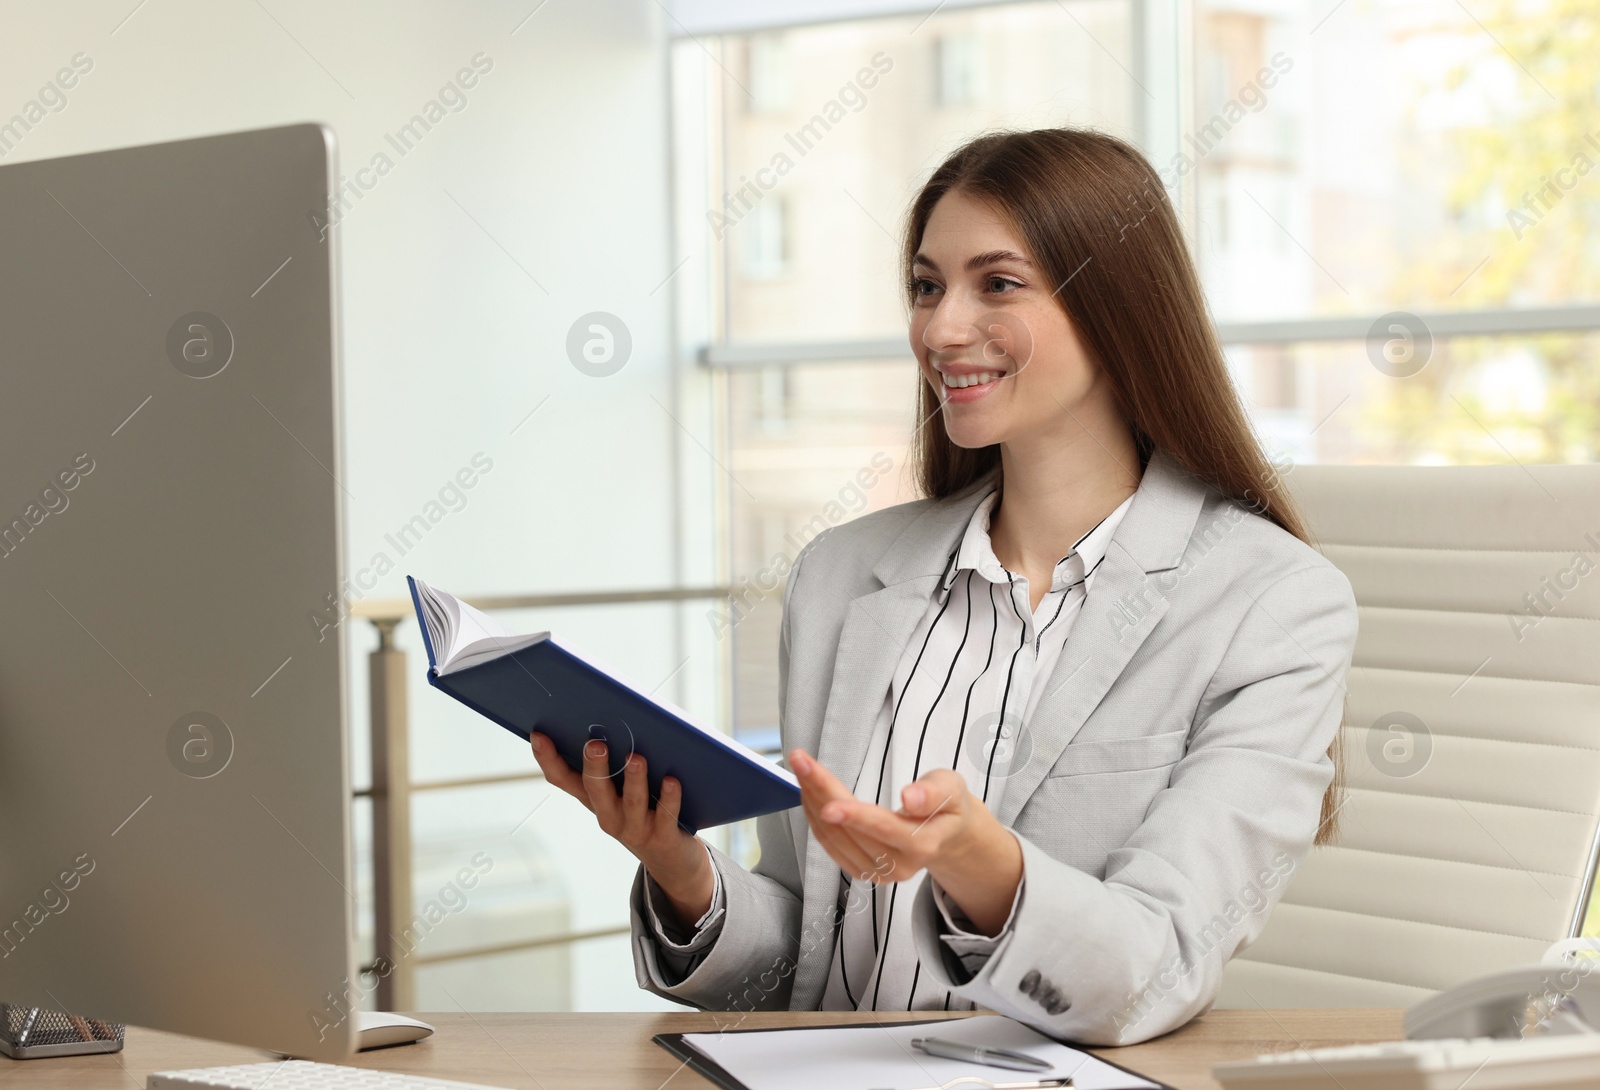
[746,34,793,113]
[689,2,1139,347]
[740,194,789,280]
[754,367,792,434]
[935,32,986,107]
[1188,0,1600,468]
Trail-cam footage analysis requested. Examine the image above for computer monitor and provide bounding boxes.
[0,124,359,1060]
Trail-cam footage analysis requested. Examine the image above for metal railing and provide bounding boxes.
[351,586,733,1010]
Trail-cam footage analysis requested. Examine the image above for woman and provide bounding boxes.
[530,127,1357,1045]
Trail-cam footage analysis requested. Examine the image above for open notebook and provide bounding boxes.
[407,576,799,833]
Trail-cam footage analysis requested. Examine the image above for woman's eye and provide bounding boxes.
[910,278,940,298]
[987,276,1022,294]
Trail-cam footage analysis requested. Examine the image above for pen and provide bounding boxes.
[876,1078,1072,1090]
[912,1035,1056,1072]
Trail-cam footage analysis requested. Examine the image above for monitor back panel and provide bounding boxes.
[0,123,356,1059]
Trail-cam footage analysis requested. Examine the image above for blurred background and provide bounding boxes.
[3,0,1595,1012]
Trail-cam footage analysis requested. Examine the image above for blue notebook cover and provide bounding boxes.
[407,576,799,834]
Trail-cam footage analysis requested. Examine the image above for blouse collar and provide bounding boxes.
[940,487,1136,595]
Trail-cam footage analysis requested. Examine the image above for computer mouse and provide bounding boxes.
[356,1011,435,1050]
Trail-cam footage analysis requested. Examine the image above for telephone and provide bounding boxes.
[1405,939,1600,1040]
[1209,941,1600,1081]
[1214,942,1600,1089]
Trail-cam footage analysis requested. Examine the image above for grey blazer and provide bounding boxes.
[628,448,1358,1044]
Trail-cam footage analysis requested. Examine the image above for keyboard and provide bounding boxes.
[1213,1033,1600,1090]
[148,1060,511,1089]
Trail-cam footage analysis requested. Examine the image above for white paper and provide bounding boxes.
[447,592,513,647]
[679,1015,1160,1090]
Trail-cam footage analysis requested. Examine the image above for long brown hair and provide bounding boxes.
[902,127,1343,843]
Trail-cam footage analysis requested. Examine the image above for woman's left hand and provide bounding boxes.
[789,748,1024,936]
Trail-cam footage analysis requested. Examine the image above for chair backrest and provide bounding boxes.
[1217,463,1600,1008]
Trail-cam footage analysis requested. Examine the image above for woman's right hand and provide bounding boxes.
[529,732,716,927]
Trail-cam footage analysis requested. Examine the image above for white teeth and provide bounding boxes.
[941,370,1003,389]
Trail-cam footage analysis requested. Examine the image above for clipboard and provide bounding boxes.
[652,1016,1177,1090]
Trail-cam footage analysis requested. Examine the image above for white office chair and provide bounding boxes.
[1217,462,1600,1007]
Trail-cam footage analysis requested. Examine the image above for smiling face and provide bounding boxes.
[909,189,1117,452]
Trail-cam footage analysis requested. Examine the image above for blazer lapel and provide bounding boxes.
[993,542,1166,825]
[994,450,1209,826]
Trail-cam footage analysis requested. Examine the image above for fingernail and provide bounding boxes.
[530,735,543,752]
[822,803,845,823]
[905,786,924,809]
[586,740,606,758]
[791,751,811,774]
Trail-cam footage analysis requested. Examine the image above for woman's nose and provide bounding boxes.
[920,296,981,357]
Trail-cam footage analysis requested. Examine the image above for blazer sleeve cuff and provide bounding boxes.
[910,834,1136,1038]
[642,841,726,952]
[630,841,799,1010]
[928,874,1025,980]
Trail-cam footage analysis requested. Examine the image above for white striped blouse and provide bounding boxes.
[820,485,1134,1012]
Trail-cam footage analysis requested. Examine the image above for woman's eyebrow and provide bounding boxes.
[912,249,1035,272]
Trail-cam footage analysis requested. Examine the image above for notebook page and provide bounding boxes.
[411,578,452,665]
[435,587,514,668]
[679,1015,1158,1090]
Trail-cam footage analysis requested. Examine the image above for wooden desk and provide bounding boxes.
[0,1009,1402,1089]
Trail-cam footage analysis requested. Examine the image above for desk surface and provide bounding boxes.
[2,1009,1402,1089]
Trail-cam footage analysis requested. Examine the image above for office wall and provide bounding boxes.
[0,0,716,1010]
